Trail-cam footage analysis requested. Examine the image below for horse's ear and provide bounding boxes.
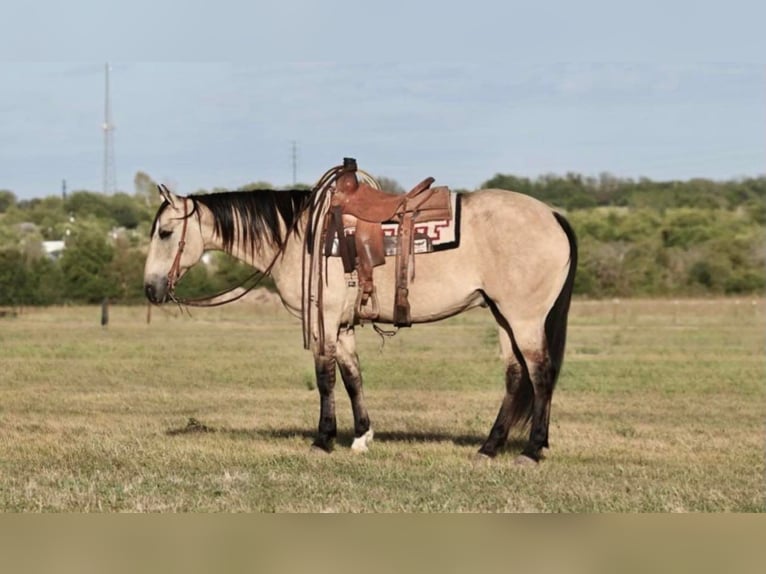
[157,184,177,207]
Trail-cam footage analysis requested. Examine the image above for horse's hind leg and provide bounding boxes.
[507,318,557,463]
[517,351,556,463]
[479,313,555,463]
[478,326,526,458]
[336,327,373,452]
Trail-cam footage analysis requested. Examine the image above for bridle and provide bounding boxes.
[166,197,190,296]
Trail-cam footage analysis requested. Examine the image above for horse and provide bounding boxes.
[143,178,577,464]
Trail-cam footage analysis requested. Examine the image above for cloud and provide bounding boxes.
[1,62,764,197]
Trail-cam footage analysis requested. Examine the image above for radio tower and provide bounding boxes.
[102,63,116,194]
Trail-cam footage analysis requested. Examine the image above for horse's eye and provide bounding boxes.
[158,229,173,240]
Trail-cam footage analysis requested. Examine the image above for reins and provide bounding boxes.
[169,263,278,309]
[163,196,283,310]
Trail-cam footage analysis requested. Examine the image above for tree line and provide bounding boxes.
[0,171,763,307]
[480,173,765,297]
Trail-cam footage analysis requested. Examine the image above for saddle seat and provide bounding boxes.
[325,158,453,327]
[337,177,437,223]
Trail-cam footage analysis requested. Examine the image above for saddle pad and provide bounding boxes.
[327,192,462,257]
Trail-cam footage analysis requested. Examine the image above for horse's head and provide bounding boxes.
[144,185,205,304]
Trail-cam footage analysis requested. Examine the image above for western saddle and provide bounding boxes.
[323,158,452,327]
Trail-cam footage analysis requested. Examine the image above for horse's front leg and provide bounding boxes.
[336,327,373,452]
[312,347,338,452]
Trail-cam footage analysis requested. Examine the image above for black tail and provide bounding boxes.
[545,212,578,382]
[508,212,578,428]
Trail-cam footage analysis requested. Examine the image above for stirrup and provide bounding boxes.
[355,286,380,321]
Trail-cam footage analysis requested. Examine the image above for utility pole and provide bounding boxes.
[102,63,116,194]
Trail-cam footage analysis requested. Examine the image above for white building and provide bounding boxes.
[42,240,66,260]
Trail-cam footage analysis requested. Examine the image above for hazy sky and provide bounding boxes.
[2,3,764,199]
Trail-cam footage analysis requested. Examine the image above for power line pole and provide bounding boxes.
[102,63,116,194]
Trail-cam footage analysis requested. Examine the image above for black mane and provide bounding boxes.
[194,189,312,255]
[151,189,312,255]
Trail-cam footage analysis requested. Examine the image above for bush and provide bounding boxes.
[59,231,119,303]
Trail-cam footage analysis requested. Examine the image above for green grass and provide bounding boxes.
[0,298,763,512]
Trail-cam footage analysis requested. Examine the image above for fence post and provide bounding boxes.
[101,297,109,328]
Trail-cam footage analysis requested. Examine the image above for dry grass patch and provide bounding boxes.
[0,299,763,511]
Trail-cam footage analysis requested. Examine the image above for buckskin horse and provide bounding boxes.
[143,161,577,463]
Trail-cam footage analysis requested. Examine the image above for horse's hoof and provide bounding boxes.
[513,454,539,466]
[351,429,374,453]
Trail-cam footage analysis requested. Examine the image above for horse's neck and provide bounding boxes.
[267,230,304,312]
[199,204,305,311]
[199,204,277,269]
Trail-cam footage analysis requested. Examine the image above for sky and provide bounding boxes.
[1,3,764,200]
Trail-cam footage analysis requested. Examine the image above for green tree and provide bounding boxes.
[173,264,218,299]
[212,252,276,292]
[59,230,119,302]
[482,174,534,196]
[65,191,113,220]
[27,256,64,305]
[237,181,275,191]
[108,192,147,229]
[108,236,147,302]
[134,171,160,207]
[0,190,17,213]
[376,176,405,194]
[0,249,30,306]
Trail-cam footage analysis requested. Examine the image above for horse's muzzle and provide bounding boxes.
[144,278,169,304]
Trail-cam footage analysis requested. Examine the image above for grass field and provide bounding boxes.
[0,298,763,512]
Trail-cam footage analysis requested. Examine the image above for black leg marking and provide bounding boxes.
[479,362,525,457]
[338,361,371,438]
[336,329,371,440]
[312,353,337,452]
[521,357,555,461]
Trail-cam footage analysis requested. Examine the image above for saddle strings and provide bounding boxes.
[302,165,343,350]
[301,164,381,350]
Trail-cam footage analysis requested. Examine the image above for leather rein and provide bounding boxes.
[163,197,281,308]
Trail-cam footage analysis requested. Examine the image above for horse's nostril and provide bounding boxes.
[144,283,156,302]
